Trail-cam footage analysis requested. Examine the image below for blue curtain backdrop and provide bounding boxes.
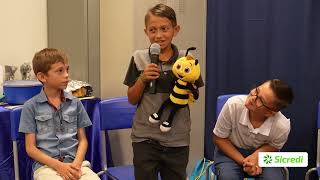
[205,0,320,179]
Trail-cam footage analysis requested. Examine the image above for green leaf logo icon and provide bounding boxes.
[263,154,272,164]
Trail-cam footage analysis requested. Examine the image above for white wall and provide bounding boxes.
[0,0,47,79]
[101,0,206,174]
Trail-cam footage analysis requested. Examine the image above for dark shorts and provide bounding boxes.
[132,139,189,180]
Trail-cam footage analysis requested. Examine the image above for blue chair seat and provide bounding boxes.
[107,165,135,180]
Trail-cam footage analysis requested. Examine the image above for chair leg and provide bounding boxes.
[283,167,289,180]
[97,170,107,176]
[304,167,316,180]
[13,141,20,180]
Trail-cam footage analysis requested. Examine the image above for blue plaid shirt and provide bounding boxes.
[19,89,92,172]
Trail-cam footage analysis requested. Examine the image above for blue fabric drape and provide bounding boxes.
[206,0,320,179]
[0,107,14,180]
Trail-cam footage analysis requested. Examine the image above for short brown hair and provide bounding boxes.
[32,48,68,75]
[268,79,294,110]
[145,3,177,27]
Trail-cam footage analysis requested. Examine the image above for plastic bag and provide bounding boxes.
[65,80,93,97]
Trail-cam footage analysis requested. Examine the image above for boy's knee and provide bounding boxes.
[216,168,241,180]
[260,167,285,180]
[217,172,240,180]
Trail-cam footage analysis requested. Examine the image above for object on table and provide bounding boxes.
[0,94,5,105]
[3,80,42,105]
[66,80,93,98]
[0,65,3,96]
[20,62,32,80]
[4,65,18,81]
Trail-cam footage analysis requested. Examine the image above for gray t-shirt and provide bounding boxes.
[123,44,204,147]
[213,95,290,150]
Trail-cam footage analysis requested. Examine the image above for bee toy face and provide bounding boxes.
[172,55,200,83]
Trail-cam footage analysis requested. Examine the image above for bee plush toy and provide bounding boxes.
[149,47,201,132]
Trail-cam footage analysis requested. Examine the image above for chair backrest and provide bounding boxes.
[99,96,136,130]
[216,94,243,118]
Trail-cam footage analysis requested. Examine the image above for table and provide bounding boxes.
[0,97,112,180]
[0,107,14,179]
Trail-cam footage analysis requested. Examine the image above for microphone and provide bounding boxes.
[149,43,160,94]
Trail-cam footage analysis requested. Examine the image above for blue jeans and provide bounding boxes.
[214,148,284,180]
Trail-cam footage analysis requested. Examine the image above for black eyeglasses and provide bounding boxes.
[250,87,277,112]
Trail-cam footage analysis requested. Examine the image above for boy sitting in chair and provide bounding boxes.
[213,79,294,180]
[19,48,100,180]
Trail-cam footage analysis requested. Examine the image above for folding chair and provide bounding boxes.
[209,94,289,180]
[97,96,136,180]
[305,101,320,180]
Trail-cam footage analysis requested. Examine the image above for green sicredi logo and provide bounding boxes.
[259,152,308,167]
[263,154,272,164]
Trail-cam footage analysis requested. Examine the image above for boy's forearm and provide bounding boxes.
[25,133,62,170]
[243,144,279,168]
[127,78,145,105]
[73,138,88,166]
[73,128,88,166]
[26,145,61,170]
[253,144,279,155]
[213,134,245,165]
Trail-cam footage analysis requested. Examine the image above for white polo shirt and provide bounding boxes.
[213,95,290,150]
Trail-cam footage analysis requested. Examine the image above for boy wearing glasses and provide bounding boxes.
[213,79,294,180]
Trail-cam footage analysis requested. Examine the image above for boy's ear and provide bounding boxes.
[144,28,148,36]
[36,72,46,83]
[173,25,180,37]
